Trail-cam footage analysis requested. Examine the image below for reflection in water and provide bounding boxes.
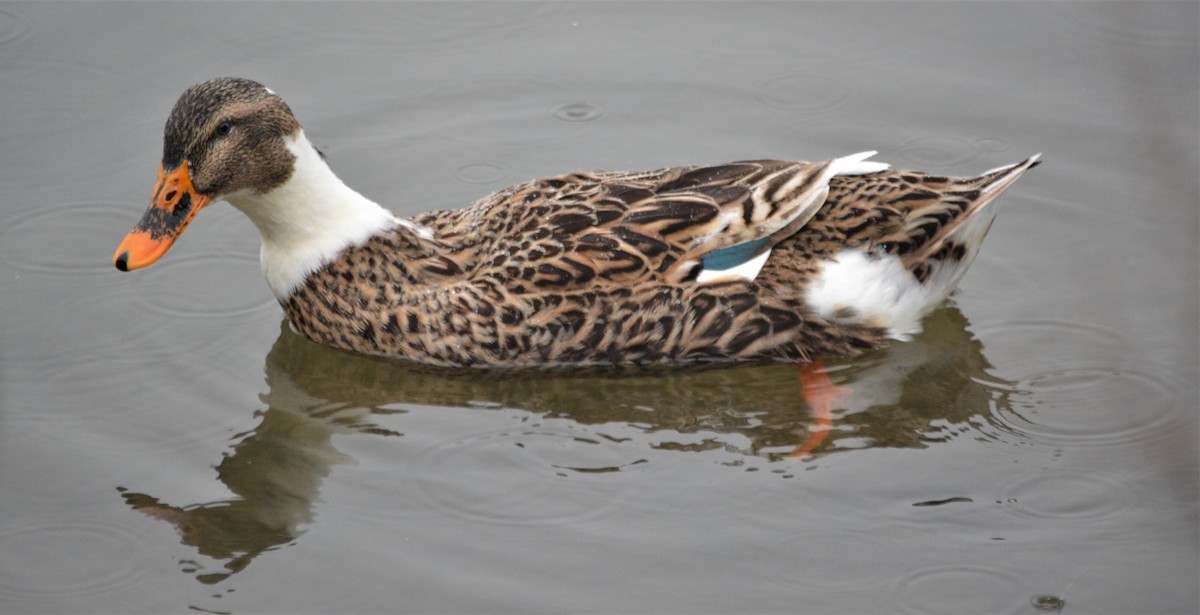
[119,305,1009,584]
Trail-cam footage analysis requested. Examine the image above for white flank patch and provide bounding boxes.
[696,248,772,283]
[805,248,968,340]
[225,130,401,301]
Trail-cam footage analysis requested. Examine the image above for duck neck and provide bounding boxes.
[225,129,397,302]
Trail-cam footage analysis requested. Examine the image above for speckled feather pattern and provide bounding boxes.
[283,161,1032,367]
[119,79,1038,369]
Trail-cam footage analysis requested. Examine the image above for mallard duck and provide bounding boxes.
[113,77,1039,368]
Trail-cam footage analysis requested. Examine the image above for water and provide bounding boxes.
[2,2,1197,613]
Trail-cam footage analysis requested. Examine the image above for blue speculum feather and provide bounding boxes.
[701,238,769,271]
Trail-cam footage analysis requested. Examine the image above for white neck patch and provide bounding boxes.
[225,130,401,301]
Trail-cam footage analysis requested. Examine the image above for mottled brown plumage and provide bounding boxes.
[282,160,1037,367]
[114,77,1040,368]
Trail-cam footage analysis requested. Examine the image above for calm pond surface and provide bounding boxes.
[1,2,1197,613]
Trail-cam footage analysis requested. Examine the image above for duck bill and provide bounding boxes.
[113,162,211,271]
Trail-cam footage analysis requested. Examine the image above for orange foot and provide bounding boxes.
[789,359,852,459]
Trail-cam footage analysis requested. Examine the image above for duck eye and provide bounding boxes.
[216,121,232,136]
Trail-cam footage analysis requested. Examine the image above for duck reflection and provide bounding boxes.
[119,305,1010,584]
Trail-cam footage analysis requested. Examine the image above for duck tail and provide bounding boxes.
[893,153,1042,332]
[805,154,1040,341]
[907,153,1042,269]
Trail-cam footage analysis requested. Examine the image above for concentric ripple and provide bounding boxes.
[0,521,149,601]
[2,202,136,276]
[451,161,510,185]
[1049,2,1195,48]
[0,5,30,47]
[892,564,1029,614]
[975,319,1186,447]
[137,252,276,320]
[414,419,640,525]
[898,135,984,170]
[2,336,246,458]
[997,470,1131,522]
[550,101,605,124]
[2,61,153,190]
[976,319,1127,363]
[754,71,850,114]
[8,278,247,375]
[972,137,1013,153]
[767,530,906,591]
[409,77,595,148]
[993,366,1182,447]
[381,2,565,45]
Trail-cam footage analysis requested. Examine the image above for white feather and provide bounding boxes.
[224,130,406,301]
[695,152,890,284]
[805,248,969,341]
[830,150,890,176]
[981,153,1041,194]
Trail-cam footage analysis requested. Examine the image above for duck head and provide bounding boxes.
[113,77,301,271]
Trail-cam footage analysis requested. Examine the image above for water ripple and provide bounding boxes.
[972,137,1013,153]
[898,135,984,170]
[977,319,1127,359]
[550,100,606,123]
[975,319,1185,447]
[767,530,906,591]
[4,332,250,458]
[1,60,154,187]
[408,77,595,148]
[2,201,134,276]
[452,161,511,185]
[8,278,265,380]
[997,470,1130,522]
[892,564,1029,614]
[993,366,1181,446]
[1049,3,1195,48]
[379,2,566,45]
[0,5,31,47]
[137,252,276,320]
[754,71,850,114]
[0,521,150,601]
[414,420,639,526]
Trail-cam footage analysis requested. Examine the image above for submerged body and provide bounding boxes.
[113,78,1039,368]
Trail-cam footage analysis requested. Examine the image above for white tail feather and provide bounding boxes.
[981,153,1041,195]
[831,151,890,176]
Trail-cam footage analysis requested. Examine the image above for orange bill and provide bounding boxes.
[113,161,211,271]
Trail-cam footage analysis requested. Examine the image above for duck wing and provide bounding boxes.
[452,152,886,291]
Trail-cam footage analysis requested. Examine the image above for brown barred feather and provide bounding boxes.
[117,79,1041,367]
[281,156,1038,368]
[118,79,1038,368]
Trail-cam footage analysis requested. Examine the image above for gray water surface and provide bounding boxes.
[1,2,1197,613]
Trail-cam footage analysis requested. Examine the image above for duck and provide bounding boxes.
[113,77,1039,369]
